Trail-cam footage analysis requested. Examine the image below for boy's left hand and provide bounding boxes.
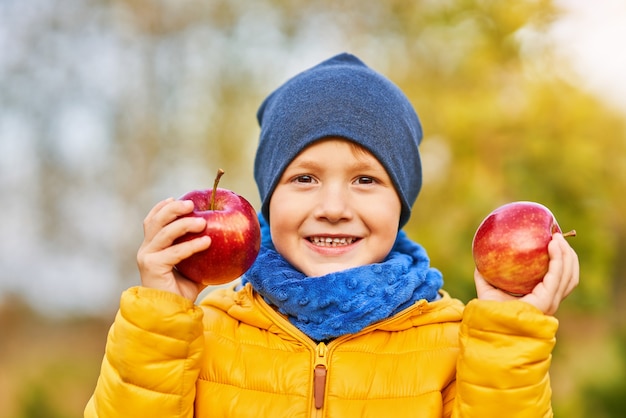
[475,233,579,315]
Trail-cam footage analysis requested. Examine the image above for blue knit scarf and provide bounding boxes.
[242,217,443,341]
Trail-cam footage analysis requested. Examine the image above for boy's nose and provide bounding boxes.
[313,185,353,223]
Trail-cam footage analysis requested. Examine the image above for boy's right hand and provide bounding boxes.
[136,198,212,301]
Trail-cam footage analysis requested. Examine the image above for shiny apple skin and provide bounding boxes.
[472,201,561,295]
[174,188,261,285]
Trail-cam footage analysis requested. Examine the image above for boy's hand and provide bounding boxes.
[475,233,579,315]
[136,198,212,301]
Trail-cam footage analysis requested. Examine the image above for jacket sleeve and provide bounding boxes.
[84,286,205,418]
[453,299,558,418]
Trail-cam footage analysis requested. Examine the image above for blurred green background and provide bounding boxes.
[1,0,625,416]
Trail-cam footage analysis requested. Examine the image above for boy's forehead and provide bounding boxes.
[297,136,374,157]
[287,137,386,171]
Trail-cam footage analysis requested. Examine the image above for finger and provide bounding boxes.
[138,234,212,280]
[473,269,495,295]
[143,199,195,240]
[553,235,571,298]
[566,247,580,295]
[545,234,566,294]
[169,235,212,264]
[137,215,207,275]
[474,268,518,302]
[518,236,563,314]
[150,216,207,252]
[529,233,579,315]
[146,235,212,270]
[145,197,175,221]
[556,240,580,299]
[142,198,175,236]
[550,234,580,300]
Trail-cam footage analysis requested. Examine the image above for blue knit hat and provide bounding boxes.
[254,52,423,228]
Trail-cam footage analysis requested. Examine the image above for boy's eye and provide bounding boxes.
[294,175,314,183]
[355,176,375,185]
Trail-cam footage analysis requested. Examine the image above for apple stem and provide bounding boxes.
[563,229,577,238]
[211,168,224,211]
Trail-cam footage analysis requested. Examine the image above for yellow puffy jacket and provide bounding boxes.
[85,283,558,417]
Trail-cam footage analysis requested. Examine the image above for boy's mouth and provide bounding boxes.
[308,236,358,247]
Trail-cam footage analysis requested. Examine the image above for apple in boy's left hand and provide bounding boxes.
[472,201,575,295]
[174,169,261,285]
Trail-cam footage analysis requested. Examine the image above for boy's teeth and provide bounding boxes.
[310,237,354,246]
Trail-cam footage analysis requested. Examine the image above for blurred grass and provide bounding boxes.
[0,296,112,418]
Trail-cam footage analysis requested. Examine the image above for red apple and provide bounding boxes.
[472,201,575,295]
[174,169,261,285]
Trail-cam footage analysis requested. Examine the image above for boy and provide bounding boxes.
[85,53,578,417]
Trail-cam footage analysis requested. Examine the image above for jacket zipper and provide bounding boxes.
[252,290,431,415]
[254,293,332,414]
[314,342,328,409]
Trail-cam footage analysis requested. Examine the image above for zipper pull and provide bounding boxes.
[314,343,328,409]
[314,365,327,409]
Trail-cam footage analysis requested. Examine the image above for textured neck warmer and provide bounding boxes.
[242,216,443,341]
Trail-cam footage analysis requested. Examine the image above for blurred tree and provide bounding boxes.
[17,382,67,418]
[579,331,626,417]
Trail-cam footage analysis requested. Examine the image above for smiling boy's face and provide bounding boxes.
[268,137,402,277]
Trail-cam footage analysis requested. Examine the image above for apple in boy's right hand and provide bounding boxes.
[472,201,576,295]
[174,169,261,285]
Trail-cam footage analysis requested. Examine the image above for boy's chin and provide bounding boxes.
[297,262,360,277]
